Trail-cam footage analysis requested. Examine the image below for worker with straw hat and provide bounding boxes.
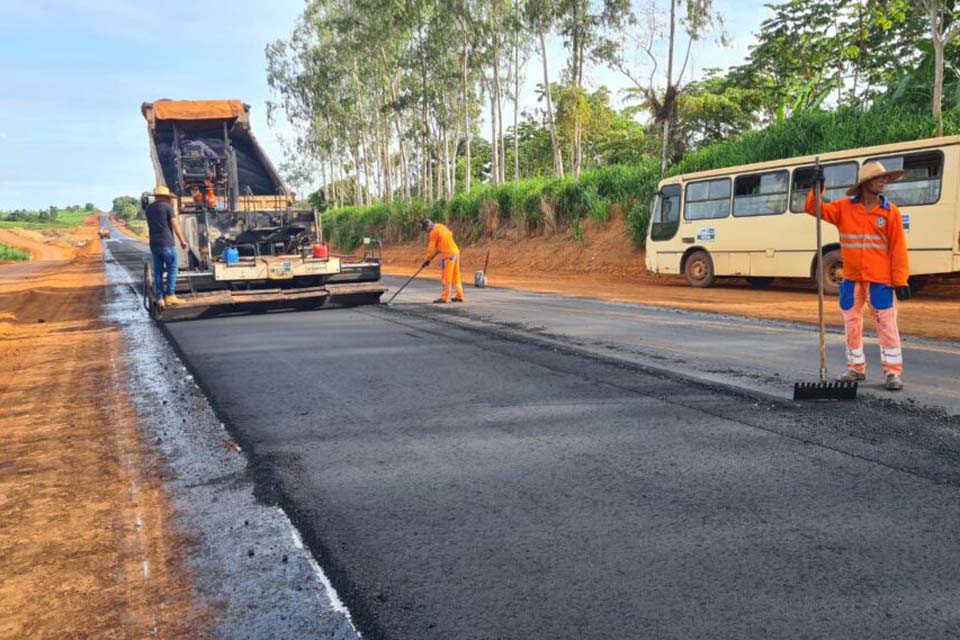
[145,185,189,308]
[804,161,910,391]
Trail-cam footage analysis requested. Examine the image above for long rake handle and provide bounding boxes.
[815,158,827,383]
[386,263,428,305]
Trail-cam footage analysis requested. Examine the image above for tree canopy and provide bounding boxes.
[266,0,960,208]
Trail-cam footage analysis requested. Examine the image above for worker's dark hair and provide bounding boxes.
[420,218,433,231]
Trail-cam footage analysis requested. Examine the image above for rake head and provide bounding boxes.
[793,380,858,401]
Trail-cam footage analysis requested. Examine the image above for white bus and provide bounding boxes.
[645,136,960,294]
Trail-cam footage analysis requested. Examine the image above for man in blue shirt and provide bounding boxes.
[145,185,188,307]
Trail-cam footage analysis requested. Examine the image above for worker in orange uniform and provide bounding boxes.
[805,161,910,391]
[421,219,464,303]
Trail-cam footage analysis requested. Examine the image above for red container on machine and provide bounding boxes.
[312,243,329,259]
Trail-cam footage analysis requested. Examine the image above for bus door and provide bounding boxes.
[647,184,681,272]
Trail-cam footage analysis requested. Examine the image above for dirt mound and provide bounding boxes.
[0,223,211,637]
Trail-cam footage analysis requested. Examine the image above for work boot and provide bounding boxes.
[836,369,866,382]
[433,298,448,304]
[884,373,904,391]
[451,296,464,303]
[155,298,165,308]
[165,294,185,306]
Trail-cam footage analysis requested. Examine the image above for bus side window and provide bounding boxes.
[865,151,943,206]
[734,170,788,217]
[684,178,730,220]
[790,161,858,212]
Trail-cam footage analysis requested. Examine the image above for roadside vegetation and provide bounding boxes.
[0,242,31,261]
[0,204,96,229]
[269,0,959,252]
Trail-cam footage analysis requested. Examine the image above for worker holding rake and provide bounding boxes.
[421,219,465,304]
[804,161,910,391]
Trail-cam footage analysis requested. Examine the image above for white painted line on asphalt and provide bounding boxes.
[280,507,360,631]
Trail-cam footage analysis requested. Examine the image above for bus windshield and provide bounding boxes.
[650,184,681,241]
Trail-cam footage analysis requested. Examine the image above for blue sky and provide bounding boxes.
[0,0,770,211]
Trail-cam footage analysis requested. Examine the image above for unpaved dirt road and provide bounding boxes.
[0,219,209,639]
[106,223,960,639]
[377,212,960,342]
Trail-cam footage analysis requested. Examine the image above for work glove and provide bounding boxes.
[895,285,911,302]
[812,166,826,187]
[421,259,431,268]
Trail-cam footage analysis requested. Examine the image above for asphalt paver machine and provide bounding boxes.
[140,99,385,321]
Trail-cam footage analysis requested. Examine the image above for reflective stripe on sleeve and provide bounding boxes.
[841,242,889,250]
[840,233,885,240]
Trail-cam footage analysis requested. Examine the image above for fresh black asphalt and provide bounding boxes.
[105,224,960,639]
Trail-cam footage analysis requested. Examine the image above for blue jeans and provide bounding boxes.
[151,246,178,300]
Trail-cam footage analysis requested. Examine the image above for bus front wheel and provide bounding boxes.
[684,250,715,288]
[818,249,844,296]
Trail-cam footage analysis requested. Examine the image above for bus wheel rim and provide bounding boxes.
[690,259,706,279]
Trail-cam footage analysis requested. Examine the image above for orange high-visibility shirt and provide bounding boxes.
[426,223,459,259]
[804,189,909,286]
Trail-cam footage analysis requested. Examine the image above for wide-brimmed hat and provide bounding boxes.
[846,162,905,196]
[154,185,174,198]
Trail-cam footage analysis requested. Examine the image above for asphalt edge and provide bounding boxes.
[103,242,362,640]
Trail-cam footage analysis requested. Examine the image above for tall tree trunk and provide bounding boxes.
[352,146,362,205]
[449,121,459,197]
[359,132,372,205]
[539,25,564,178]
[490,54,501,184]
[375,91,391,201]
[319,152,329,209]
[929,1,945,137]
[435,133,444,200]
[662,0,677,172]
[571,4,582,179]
[399,136,410,201]
[513,26,521,183]
[332,154,341,208]
[461,22,472,193]
[497,60,506,184]
[489,77,500,186]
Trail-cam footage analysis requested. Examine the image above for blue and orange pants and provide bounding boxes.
[839,280,903,376]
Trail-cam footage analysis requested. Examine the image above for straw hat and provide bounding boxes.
[154,185,174,198]
[846,162,904,196]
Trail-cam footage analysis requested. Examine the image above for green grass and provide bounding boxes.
[126,220,146,234]
[0,209,92,229]
[0,242,31,262]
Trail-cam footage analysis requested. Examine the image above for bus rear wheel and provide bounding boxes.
[818,249,844,296]
[745,276,774,288]
[684,250,715,288]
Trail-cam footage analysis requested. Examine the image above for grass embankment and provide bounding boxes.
[323,106,959,251]
[0,209,92,230]
[0,242,31,262]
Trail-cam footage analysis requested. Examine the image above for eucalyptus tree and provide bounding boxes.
[919,0,959,135]
[555,0,631,177]
[505,1,535,182]
[524,0,564,178]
